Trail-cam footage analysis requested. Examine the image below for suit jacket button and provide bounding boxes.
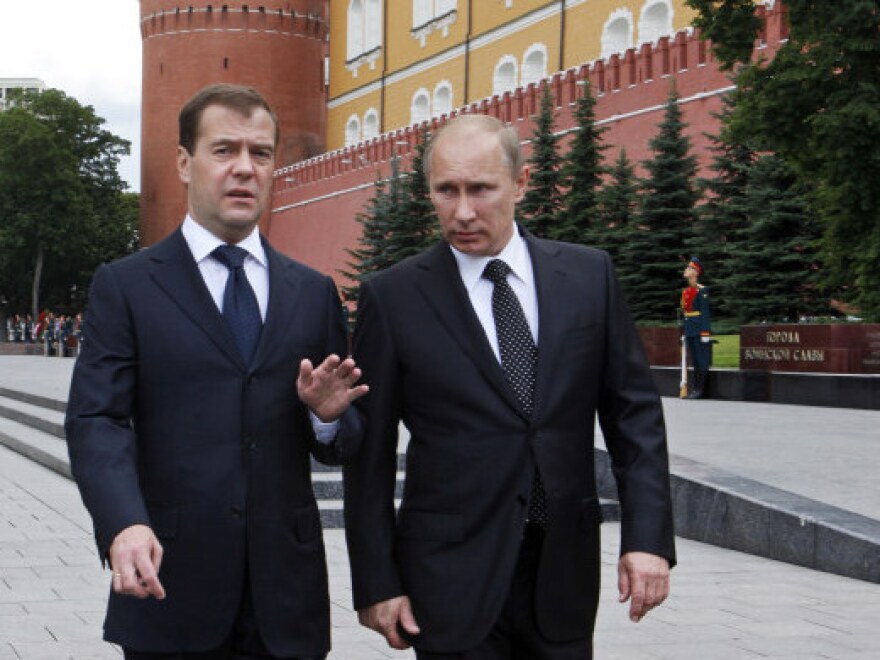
[230,506,244,518]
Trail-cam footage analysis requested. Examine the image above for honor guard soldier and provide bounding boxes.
[681,257,712,399]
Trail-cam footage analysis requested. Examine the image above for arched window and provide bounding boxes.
[638,0,673,46]
[433,82,453,118]
[413,0,432,27]
[493,56,518,96]
[345,115,361,147]
[601,10,634,58]
[347,0,365,60]
[364,0,382,51]
[521,44,548,88]
[363,108,379,140]
[411,89,431,125]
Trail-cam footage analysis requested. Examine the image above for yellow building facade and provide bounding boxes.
[327,0,698,151]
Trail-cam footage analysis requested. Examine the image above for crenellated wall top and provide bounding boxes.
[140,1,328,40]
[273,2,787,192]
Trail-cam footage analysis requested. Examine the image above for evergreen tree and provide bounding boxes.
[554,81,608,246]
[622,86,700,323]
[688,0,880,319]
[692,94,756,321]
[340,154,405,304]
[387,127,439,264]
[341,130,439,307]
[519,85,565,239]
[722,154,824,323]
[596,149,640,292]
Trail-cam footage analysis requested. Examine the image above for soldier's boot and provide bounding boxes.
[687,369,708,399]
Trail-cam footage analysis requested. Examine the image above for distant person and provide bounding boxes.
[681,256,712,399]
[66,83,367,659]
[344,114,675,659]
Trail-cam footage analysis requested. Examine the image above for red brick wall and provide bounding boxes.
[266,5,787,287]
[139,0,329,246]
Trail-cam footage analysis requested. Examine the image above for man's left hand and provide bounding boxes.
[297,354,369,422]
[618,551,670,622]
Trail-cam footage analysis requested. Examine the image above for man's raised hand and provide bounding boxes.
[297,354,369,422]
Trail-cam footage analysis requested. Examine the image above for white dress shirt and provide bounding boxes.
[449,227,539,361]
[181,215,338,443]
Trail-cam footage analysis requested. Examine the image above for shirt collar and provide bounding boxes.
[449,225,530,294]
[181,215,267,267]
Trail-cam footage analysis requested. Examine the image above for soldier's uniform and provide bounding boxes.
[681,257,711,398]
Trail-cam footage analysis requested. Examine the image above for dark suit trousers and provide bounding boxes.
[123,569,326,660]
[415,525,592,660]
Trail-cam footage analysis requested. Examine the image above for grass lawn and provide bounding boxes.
[713,334,740,369]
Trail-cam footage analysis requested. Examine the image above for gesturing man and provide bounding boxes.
[66,84,366,660]
[344,114,675,659]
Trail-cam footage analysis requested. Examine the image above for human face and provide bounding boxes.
[683,265,699,285]
[177,104,277,243]
[428,129,528,256]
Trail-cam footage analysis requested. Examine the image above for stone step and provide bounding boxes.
[0,385,67,413]
[0,394,66,438]
[0,415,71,479]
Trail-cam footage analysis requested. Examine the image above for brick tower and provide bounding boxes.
[139,0,329,246]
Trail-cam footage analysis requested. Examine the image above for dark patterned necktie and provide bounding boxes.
[482,259,548,527]
[212,244,262,364]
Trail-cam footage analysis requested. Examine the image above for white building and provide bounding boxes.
[0,78,46,110]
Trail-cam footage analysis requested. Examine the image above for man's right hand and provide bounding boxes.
[358,595,420,650]
[108,524,166,600]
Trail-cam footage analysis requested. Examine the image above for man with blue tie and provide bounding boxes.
[66,84,367,659]
[345,114,675,659]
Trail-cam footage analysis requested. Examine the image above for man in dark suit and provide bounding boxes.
[344,115,675,658]
[65,84,367,659]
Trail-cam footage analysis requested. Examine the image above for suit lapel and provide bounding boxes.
[414,242,528,420]
[148,229,245,369]
[525,232,568,420]
[249,240,304,372]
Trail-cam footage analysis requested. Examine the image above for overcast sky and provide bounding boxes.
[1,1,142,191]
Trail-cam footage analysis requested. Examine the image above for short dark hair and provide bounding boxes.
[178,83,279,154]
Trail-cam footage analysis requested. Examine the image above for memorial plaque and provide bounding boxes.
[637,327,681,367]
[740,324,880,374]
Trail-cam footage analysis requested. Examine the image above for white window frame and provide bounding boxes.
[432,81,453,118]
[521,43,548,88]
[363,108,380,141]
[601,9,635,59]
[493,56,519,96]
[411,88,431,126]
[347,0,383,77]
[638,0,674,47]
[345,114,362,147]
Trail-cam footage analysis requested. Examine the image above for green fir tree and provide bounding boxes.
[688,0,880,319]
[554,81,608,246]
[387,127,439,264]
[622,86,700,323]
[597,149,640,293]
[722,154,824,323]
[691,94,756,322]
[519,85,565,239]
[340,152,406,304]
[341,131,439,307]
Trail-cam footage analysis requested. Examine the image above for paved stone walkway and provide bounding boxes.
[2,355,880,657]
[1,440,879,658]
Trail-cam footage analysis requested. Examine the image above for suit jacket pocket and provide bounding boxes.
[146,505,179,540]
[397,510,464,542]
[293,505,321,543]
